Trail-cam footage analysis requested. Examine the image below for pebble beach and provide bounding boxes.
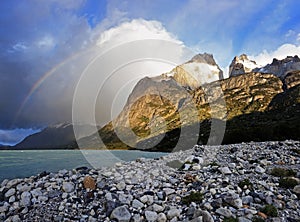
[1,140,300,222]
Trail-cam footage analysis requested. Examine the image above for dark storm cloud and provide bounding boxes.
[0,0,98,129]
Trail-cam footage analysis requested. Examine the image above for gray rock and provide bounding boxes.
[219,167,232,175]
[242,196,253,205]
[224,195,243,208]
[163,188,175,195]
[152,203,164,212]
[11,215,21,222]
[119,193,133,205]
[132,199,144,209]
[31,188,42,197]
[238,217,251,222]
[293,185,300,194]
[132,214,142,222]
[16,183,31,192]
[255,166,265,174]
[140,195,154,205]
[145,210,158,221]
[0,205,8,213]
[6,179,19,188]
[110,205,131,222]
[5,188,16,197]
[8,195,15,203]
[157,213,167,222]
[116,181,126,191]
[216,207,232,218]
[62,182,75,193]
[167,208,181,219]
[200,210,214,222]
[20,191,31,207]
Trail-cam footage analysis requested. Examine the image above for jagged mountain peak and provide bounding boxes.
[258,55,300,79]
[229,54,259,77]
[187,53,217,66]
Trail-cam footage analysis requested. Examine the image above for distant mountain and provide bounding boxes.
[229,54,300,79]
[13,123,98,149]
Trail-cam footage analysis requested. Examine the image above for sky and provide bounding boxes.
[1,0,300,145]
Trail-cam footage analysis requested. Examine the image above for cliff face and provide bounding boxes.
[163,53,223,89]
[88,71,285,150]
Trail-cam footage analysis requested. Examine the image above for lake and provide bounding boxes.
[0,150,167,182]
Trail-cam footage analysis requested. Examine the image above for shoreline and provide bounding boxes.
[0,140,299,221]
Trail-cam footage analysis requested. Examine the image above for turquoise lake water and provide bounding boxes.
[0,150,166,182]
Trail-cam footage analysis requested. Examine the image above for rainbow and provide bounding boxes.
[12,48,96,126]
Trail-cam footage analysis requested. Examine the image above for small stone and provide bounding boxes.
[157,191,166,200]
[119,193,133,205]
[83,176,96,190]
[31,188,42,197]
[38,195,48,202]
[242,196,253,205]
[167,208,181,219]
[219,167,232,175]
[200,210,214,222]
[58,205,64,211]
[20,191,31,207]
[293,185,300,194]
[5,188,16,197]
[163,188,175,195]
[16,183,31,192]
[151,203,163,212]
[192,165,201,170]
[11,215,21,222]
[110,205,131,222]
[132,199,144,209]
[216,207,232,218]
[145,210,158,221]
[132,214,142,222]
[157,213,167,222]
[116,181,126,191]
[6,179,19,188]
[0,205,8,213]
[8,195,15,203]
[255,166,265,174]
[238,217,251,222]
[140,195,154,205]
[62,182,75,193]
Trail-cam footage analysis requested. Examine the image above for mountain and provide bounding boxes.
[16,53,300,151]
[229,54,300,80]
[229,54,258,77]
[13,123,98,149]
[257,55,300,79]
[80,71,293,150]
[162,53,223,89]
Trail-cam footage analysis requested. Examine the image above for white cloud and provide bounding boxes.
[297,33,300,42]
[249,43,300,66]
[96,19,183,49]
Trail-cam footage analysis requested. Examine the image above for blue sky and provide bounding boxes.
[0,0,300,145]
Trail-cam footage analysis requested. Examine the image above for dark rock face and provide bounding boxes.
[14,124,77,149]
[257,55,300,79]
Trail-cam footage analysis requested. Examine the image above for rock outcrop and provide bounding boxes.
[257,55,300,79]
[229,54,258,77]
[163,53,223,89]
